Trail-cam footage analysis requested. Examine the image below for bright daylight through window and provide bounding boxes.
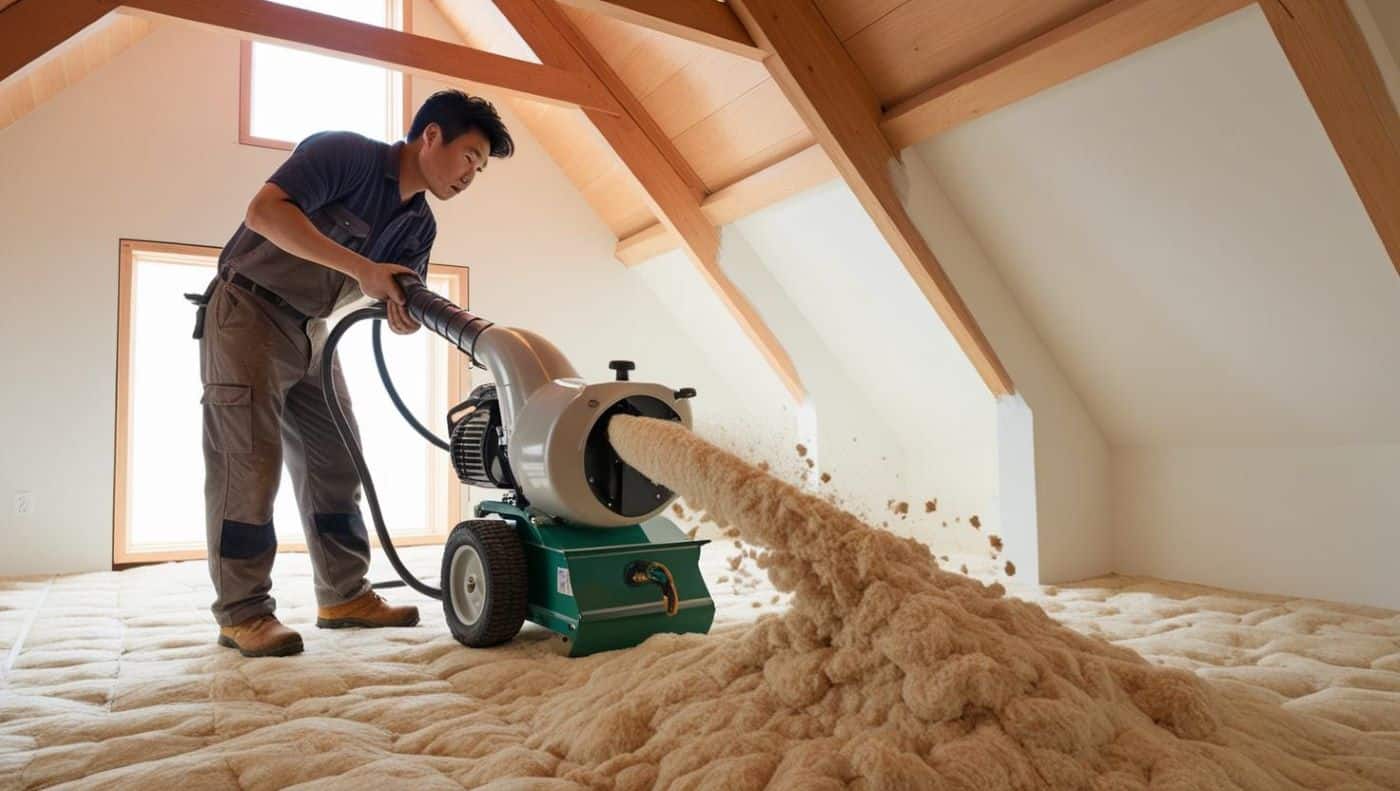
[115,242,465,563]
[243,0,404,148]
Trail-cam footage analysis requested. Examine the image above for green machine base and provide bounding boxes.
[475,501,715,657]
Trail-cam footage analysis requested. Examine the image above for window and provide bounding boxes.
[239,0,411,150]
[114,240,469,564]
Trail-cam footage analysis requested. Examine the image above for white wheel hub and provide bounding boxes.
[449,544,487,626]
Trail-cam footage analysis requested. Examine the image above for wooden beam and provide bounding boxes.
[1,13,149,133]
[116,0,619,113]
[526,1,709,201]
[497,0,709,236]
[1258,0,1400,276]
[618,144,839,265]
[1,0,118,84]
[555,0,765,60]
[729,0,1014,396]
[881,0,1252,150]
[497,0,806,402]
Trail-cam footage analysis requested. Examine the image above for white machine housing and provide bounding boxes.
[472,325,693,528]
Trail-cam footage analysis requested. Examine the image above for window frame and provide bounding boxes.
[237,0,413,151]
[113,238,468,567]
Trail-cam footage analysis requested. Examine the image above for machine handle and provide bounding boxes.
[626,560,679,616]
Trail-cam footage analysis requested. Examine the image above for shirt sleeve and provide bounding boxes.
[266,131,379,215]
[404,224,436,278]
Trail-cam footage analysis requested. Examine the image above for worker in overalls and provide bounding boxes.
[190,90,514,657]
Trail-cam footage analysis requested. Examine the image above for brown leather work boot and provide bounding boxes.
[316,591,420,629]
[217,614,304,657]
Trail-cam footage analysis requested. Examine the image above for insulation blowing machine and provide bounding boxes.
[320,274,714,656]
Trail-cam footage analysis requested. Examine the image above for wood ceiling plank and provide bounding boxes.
[581,162,657,235]
[567,6,704,102]
[671,77,812,191]
[814,0,908,42]
[641,46,769,139]
[556,0,763,59]
[844,0,1103,105]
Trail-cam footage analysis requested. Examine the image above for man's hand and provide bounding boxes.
[355,260,418,305]
[385,299,421,335]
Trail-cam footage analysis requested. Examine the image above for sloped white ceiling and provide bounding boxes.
[917,5,1400,447]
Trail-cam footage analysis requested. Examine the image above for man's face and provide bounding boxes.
[419,124,492,201]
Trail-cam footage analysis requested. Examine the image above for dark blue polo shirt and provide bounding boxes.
[266,131,436,277]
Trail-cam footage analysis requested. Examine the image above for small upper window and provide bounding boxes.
[240,0,407,150]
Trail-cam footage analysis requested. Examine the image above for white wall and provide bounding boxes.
[629,246,802,473]
[894,150,1112,586]
[1114,445,1400,608]
[0,19,782,576]
[915,6,1400,608]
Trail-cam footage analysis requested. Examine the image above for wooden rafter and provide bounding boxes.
[0,12,149,131]
[729,0,1015,396]
[3,0,619,112]
[113,0,619,112]
[554,0,764,60]
[120,0,616,111]
[1,0,118,84]
[1258,0,1400,276]
[881,0,1253,150]
[494,0,806,402]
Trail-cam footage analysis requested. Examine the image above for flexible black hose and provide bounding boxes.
[372,320,449,451]
[323,276,496,601]
[321,306,443,600]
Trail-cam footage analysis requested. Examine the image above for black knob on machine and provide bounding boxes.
[609,360,636,381]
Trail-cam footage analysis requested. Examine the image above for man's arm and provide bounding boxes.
[244,182,413,305]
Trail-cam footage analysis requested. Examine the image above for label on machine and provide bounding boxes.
[556,568,573,597]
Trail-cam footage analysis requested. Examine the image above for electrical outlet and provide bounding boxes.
[14,491,34,516]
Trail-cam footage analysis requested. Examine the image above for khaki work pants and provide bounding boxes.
[199,275,371,626]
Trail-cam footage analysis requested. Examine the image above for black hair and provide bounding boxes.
[407,89,514,158]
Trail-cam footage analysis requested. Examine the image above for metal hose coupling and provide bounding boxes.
[626,560,679,616]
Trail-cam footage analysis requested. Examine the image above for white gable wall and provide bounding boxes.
[915,6,1400,608]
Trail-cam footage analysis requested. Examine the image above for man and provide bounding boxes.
[195,90,514,657]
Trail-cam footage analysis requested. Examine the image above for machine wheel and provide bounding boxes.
[441,520,527,647]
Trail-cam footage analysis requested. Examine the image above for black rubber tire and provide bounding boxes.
[441,519,528,648]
